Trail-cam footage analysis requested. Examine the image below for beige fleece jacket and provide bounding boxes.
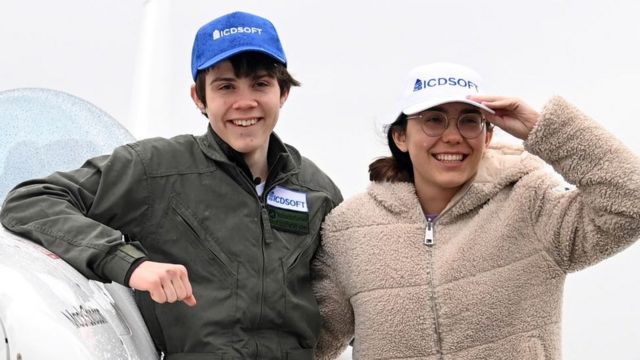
[313,97,640,360]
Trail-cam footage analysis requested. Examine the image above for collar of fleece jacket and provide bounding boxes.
[368,144,546,222]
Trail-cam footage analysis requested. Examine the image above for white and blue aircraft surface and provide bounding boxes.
[0,88,158,359]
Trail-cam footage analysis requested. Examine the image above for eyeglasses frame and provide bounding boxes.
[406,110,491,139]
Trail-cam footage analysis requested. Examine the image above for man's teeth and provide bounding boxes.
[232,118,258,127]
[435,154,464,161]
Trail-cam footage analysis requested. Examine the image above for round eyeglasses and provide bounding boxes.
[406,111,488,139]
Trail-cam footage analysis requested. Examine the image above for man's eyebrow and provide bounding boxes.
[251,73,273,80]
[209,76,237,85]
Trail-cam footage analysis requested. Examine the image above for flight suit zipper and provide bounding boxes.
[233,167,269,354]
[254,156,290,330]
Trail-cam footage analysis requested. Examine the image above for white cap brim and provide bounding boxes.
[402,97,495,116]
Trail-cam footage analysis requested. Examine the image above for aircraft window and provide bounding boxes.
[0,88,134,202]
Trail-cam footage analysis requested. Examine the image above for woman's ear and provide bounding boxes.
[392,129,408,153]
[484,127,493,146]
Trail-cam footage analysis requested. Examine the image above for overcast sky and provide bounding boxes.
[1,0,639,358]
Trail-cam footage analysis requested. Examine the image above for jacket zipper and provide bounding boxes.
[424,218,434,245]
[233,167,267,354]
[424,216,443,359]
[223,150,295,358]
[422,184,472,359]
[253,157,290,330]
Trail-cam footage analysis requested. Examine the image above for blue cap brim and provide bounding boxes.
[193,47,287,80]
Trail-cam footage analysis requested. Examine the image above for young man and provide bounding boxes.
[0,11,342,359]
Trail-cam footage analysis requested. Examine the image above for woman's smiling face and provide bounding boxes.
[393,102,493,194]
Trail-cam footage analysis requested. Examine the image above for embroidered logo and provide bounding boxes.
[212,27,262,40]
[413,77,479,92]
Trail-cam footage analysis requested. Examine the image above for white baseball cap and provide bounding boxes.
[394,62,495,122]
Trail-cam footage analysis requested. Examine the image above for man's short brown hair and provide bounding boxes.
[194,51,300,116]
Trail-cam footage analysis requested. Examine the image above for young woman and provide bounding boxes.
[313,62,640,359]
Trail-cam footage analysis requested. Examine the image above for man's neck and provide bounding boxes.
[208,127,273,183]
[243,147,269,182]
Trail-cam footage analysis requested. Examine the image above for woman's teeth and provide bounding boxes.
[435,154,464,161]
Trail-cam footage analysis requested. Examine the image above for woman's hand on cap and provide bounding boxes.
[468,95,540,140]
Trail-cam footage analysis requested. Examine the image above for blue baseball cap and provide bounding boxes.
[190,11,287,80]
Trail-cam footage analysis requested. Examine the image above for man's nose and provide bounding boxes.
[232,90,258,110]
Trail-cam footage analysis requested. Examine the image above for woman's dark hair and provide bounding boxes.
[194,51,300,116]
[368,114,414,183]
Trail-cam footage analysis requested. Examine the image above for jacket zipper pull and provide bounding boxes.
[424,218,434,246]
